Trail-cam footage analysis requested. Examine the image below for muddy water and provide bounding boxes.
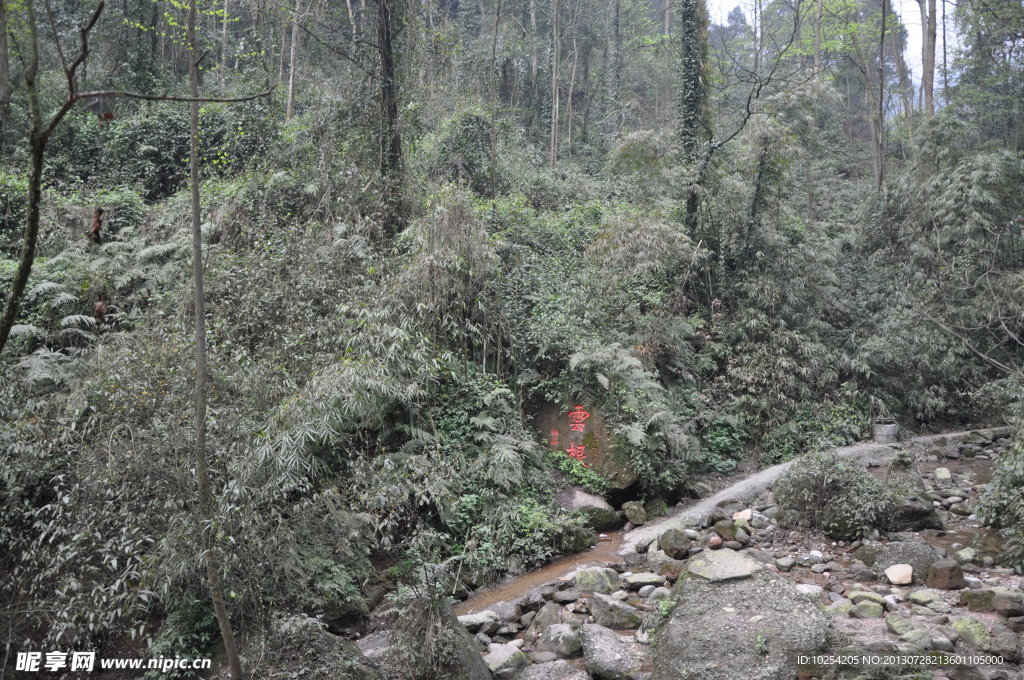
[454,532,625,615]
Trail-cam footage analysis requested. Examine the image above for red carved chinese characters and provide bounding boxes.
[549,429,560,447]
[568,405,591,432]
[565,442,588,466]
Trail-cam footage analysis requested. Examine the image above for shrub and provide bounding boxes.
[773,451,892,540]
[979,422,1024,573]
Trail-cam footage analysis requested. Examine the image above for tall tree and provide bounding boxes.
[378,0,403,233]
[676,0,709,226]
[0,0,11,135]
[917,0,936,114]
[185,0,246,677]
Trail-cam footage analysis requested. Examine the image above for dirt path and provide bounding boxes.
[455,426,1009,615]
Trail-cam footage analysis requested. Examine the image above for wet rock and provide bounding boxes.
[652,567,829,680]
[484,642,529,679]
[581,623,644,680]
[686,548,761,582]
[927,559,966,589]
[592,592,642,629]
[575,567,619,594]
[518,660,591,680]
[954,547,977,564]
[949,503,972,516]
[536,623,582,658]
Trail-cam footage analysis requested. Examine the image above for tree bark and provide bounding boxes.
[0,0,12,135]
[548,0,559,168]
[917,0,936,115]
[378,0,403,233]
[489,0,502,205]
[186,1,245,677]
[285,0,301,119]
[814,0,822,74]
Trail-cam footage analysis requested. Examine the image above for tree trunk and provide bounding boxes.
[917,0,936,115]
[186,1,245,677]
[220,0,229,85]
[875,0,886,190]
[548,0,559,168]
[378,0,403,233]
[676,0,708,229]
[489,0,502,205]
[0,0,45,356]
[0,0,13,134]
[814,0,822,73]
[285,0,302,119]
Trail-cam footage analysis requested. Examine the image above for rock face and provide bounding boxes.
[580,624,644,680]
[556,487,623,531]
[686,548,762,582]
[652,568,830,680]
[591,592,642,629]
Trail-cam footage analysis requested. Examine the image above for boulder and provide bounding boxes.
[457,610,500,635]
[525,603,566,642]
[581,624,644,680]
[557,487,623,531]
[484,643,529,679]
[884,564,913,585]
[622,501,647,526]
[575,567,619,594]
[623,572,663,589]
[775,556,796,572]
[993,587,1024,617]
[953,616,991,650]
[849,591,886,606]
[591,592,642,629]
[850,602,884,618]
[961,589,997,612]
[536,623,582,658]
[518,660,591,680]
[652,566,829,680]
[686,548,762,582]
[867,540,941,584]
[658,528,692,559]
[926,559,966,590]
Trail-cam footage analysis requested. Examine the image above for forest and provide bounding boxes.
[0,0,1022,676]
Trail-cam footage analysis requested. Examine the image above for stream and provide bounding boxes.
[455,427,1009,616]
